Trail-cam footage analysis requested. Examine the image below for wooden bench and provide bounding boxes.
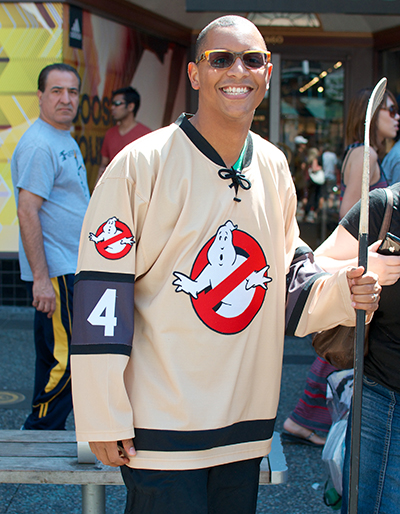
[0,430,287,514]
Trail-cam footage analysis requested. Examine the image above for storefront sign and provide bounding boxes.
[69,5,82,49]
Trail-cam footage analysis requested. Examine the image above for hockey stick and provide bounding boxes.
[348,77,387,514]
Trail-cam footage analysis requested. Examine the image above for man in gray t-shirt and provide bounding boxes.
[11,63,89,430]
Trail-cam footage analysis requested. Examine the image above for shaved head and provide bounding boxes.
[195,15,267,59]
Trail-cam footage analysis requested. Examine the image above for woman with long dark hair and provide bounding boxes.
[340,88,398,218]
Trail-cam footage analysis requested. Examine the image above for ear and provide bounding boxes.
[265,63,273,91]
[127,102,135,114]
[37,89,43,106]
[188,62,200,91]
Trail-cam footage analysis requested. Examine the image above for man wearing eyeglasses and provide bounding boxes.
[97,86,151,181]
[71,16,380,514]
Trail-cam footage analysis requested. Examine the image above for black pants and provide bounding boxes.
[24,274,74,430]
[121,457,262,514]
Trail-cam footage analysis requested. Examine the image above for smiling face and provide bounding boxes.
[37,70,80,130]
[377,96,399,141]
[188,20,272,127]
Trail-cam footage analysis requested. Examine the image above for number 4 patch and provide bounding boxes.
[87,289,117,336]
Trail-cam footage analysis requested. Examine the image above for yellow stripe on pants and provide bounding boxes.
[44,276,70,394]
[39,402,49,418]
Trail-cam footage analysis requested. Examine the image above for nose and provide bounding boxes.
[60,89,71,104]
[227,56,249,76]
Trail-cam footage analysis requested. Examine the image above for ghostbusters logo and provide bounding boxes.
[89,217,134,260]
[172,220,272,334]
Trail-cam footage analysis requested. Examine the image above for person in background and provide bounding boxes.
[315,184,400,514]
[282,89,398,447]
[382,104,400,185]
[70,16,380,514]
[382,138,400,185]
[97,86,151,181]
[322,144,339,192]
[11,63,90,430]
[339,88,398,219]
[282,354,334,446]
[292,134,309,210]
[304,148,325,223]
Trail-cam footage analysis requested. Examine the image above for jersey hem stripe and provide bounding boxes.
[132,418,275,452]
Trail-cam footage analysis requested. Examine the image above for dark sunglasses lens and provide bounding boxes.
[112,101,124,106]
[209,51,235,68]
[242,52,267,68]
[390,105,397,118]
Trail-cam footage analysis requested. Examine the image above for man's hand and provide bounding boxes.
[89,439,136,467]
[32,275,56,318]
[368,240,400,286]
[346,266,381,314]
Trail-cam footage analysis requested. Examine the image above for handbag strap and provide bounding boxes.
[378,188,393,241]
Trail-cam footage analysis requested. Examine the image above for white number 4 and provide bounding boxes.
[87,289,117,336]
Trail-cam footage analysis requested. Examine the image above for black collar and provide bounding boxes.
[175,113,253,169]
[175,114,254,202]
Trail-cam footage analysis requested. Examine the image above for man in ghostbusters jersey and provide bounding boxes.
[71,16,380,514]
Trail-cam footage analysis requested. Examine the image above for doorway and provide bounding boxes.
[251,55,345,247]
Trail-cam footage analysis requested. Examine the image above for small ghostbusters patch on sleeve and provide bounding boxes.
[89,216,135,260]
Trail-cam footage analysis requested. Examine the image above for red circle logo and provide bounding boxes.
[190,229,270,334]
[91,219,134,260]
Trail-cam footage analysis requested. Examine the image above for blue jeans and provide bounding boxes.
[341,376,400,514]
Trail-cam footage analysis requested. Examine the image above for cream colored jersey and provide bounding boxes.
[71,114,355,470]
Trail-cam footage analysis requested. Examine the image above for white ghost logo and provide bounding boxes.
[173,221,271,318]
[89,216,134,254]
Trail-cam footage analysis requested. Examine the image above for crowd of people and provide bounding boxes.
[284,85,400,513]
[292,138,340,225]
[9,13,400,514]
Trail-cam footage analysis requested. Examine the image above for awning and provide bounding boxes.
[186,0,400,15]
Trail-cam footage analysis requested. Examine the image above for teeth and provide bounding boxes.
[222,86,250,95]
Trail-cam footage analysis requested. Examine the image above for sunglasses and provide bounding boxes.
[195,49,271,70]
[381,104,398,118]
[111,100,126,107]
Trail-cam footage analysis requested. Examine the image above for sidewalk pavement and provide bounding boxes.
[0,306,333,514]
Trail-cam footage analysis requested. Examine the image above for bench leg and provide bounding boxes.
[81,484,106,514]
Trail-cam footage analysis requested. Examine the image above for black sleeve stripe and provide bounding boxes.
[293,245,313,258]
[75,270,135,284]
[71,343,132,356]
[285,272,327,336]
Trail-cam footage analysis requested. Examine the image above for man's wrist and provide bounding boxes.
[32,270,51,283]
